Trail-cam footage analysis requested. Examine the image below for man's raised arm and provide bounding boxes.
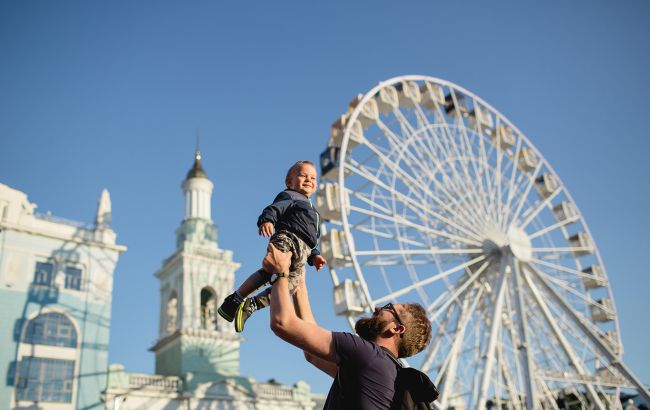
[292,275,338,377]
[265,244,337,365]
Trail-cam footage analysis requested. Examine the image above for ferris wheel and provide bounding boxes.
[316,75,649,409]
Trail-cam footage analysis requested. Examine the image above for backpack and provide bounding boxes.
[384,349,440,410]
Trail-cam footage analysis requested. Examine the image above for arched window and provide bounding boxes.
[23,312,77,348]
[166,293,178,335]
[200,288,217,330]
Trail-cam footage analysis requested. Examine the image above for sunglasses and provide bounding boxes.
[380,303,404,326]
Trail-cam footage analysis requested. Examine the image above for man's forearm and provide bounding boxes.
[293,281,338,377]
[265,243,336,362]
[292,279,316,324]
[269,276,297,336]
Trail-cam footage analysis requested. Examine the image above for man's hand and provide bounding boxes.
[263,242,292,274]
[312,255,327,271]
[259,222,274,237]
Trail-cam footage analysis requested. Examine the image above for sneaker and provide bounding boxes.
[235,297,257,333]
[218,293,244,322]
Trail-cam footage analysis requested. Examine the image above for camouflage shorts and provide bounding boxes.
[254,230,311,308]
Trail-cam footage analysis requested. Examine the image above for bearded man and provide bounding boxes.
[265,243,433,410]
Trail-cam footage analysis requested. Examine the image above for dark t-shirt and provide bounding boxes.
[323,332,398,410]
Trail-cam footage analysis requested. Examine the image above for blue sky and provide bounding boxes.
[1,1,649,395]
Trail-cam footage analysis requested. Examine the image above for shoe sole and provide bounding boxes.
[235,302,246,332]
[218,307,235,322]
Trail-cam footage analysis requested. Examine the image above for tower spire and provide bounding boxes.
[195,128,201,161]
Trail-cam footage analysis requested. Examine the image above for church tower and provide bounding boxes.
[151,148,241,388]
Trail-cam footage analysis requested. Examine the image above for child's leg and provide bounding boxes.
[233,232,300,332]
[236,268,270,298]
[219,268,268,322]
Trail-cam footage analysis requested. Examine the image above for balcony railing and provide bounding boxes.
[128,373,181,392]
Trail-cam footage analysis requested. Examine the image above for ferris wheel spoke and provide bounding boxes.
[411,105,491,225]
[375,136,489,241]
[531,246,594,254]
[349,204,482,247]
[526,310,565,372]
[474,119,498,224]
[371,255,486,307]
[519,188,562,230]
[437,286,485,407]
[427,260,490,320]
[447,134,492,226]
[457,118,496,224]
[529,257,599,283]
[500,136,524,230]
[506,160,543,228]
[354,248,482,256]
[346,155,485,239]
[534,269,613,318]
[537,380,562,410]
[373,118,440,191]
[420,302,458,373]
[497,338,526,410]
[527,215,580,240]
[542,297,603,360]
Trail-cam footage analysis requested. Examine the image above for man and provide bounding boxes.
[264,243,433,409]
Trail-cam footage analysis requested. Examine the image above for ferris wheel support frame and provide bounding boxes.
[475,255,509,409]
[526,262,650,405]
[512,258,538,409]
[522,264,607,410]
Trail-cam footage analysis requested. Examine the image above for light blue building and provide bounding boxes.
[0,183,126,410]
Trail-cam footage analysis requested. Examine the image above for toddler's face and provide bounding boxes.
[287,164,317,197]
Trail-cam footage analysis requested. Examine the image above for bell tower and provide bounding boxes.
[151,148,241,388]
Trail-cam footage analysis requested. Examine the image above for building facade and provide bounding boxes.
[103,151,321,410]
[0,183,126,410]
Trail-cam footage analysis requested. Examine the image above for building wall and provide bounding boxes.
[0,183,125,410]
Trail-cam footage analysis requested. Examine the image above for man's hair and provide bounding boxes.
[285,160,315,186]
[398,303,432,358]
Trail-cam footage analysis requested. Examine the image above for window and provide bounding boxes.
[33,262,53,287]
[16,357,74,403]
[23,312,77,348]
[200,288,216,330]
[64,267,82,290]
[166,294,178,335]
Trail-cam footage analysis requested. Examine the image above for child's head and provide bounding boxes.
[285,160,317,197]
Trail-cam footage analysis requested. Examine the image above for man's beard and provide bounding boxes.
[355,315,389,341]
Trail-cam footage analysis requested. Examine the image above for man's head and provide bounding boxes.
[355,302,432,358]
[285,160,317,197]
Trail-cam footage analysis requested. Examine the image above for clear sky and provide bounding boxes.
[1,0,648,396]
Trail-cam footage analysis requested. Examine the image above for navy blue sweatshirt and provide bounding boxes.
[257,189,322,265]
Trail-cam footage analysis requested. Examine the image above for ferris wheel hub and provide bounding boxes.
[507,226,533,262]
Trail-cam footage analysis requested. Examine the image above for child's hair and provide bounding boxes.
[285,160,315,187]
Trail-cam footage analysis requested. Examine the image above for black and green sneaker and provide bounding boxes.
[218,292,244,322]
[235,297,258,333]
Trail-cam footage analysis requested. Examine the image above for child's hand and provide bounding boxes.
[313,255,327,271]
[259,222,274,237]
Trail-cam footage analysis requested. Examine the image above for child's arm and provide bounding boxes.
[257,192,293,232]
[307,249,327,271]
